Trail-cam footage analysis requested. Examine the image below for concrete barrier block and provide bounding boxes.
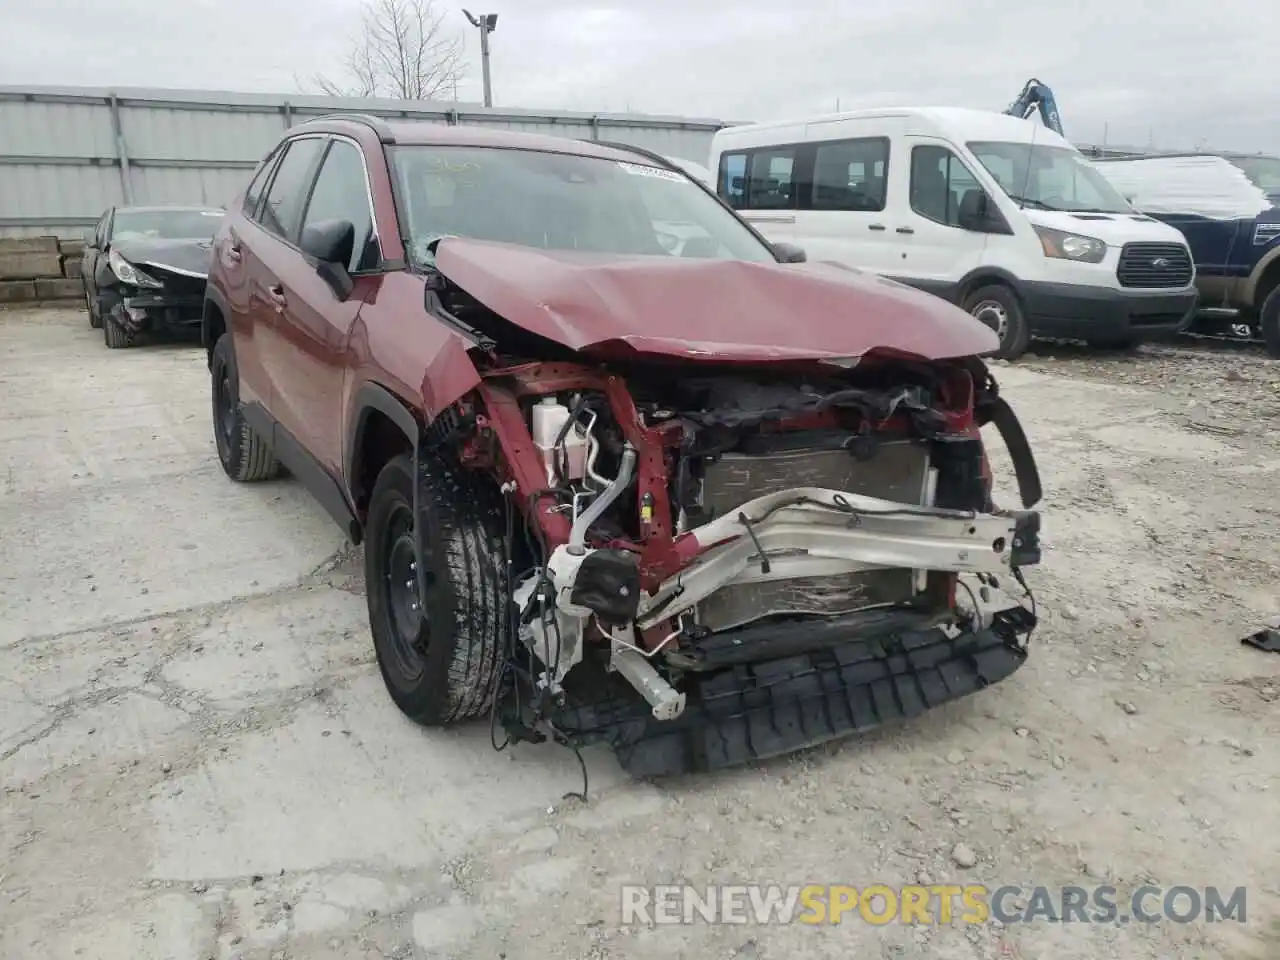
[0,252,65,280]
[0,280,38,303]
[63,257,83,279]
[35,278,83,300]
[0,236,60,255]
[60,238,87,258]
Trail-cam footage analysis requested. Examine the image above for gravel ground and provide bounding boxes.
[1,309,1277,960]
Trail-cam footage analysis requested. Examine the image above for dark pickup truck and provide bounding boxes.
[1094,153,1280,355]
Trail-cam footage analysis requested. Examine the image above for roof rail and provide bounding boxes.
[298,112,396,144]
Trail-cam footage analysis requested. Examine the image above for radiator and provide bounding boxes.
[696,441,932,632]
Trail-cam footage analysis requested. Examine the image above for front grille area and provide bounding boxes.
[150,267,208,299]
[1116,242,1193,289]
[696,442,931,632]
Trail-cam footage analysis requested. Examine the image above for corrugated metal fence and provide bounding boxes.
[0,85,733,238]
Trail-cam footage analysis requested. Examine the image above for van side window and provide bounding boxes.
[910,145,983,227]
[812,138,888,211]
[719,153,748,208]
[746,148,797,209]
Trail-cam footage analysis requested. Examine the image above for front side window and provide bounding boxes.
[968,141,1131,213]
[812,138,889,211]
[910,145,983,227]
[110,208,224,241]
[719,153,748,208]
[300,140,379,272]
[259,138,325,241]
[389,146,777,265]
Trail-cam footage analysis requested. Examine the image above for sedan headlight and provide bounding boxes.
[1034,226,1106,264]
[108,248,163,288]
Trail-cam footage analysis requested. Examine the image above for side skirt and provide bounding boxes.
[241,401,363,544]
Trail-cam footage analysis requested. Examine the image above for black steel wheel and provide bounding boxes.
[209,334,281,482]
[363,449,510,726]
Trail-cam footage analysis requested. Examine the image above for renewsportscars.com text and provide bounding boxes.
[620,884,1248,926]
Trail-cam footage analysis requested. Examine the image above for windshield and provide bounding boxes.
[111,208,223,241]
[388,146,776,264]
[1230,157,1280,197]
[967,141,1133,213]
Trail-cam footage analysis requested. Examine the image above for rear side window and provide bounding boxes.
[299,140,379,272]
[910,145,982,227]
[243,146,282,218]
[812,138,889,211]
[259,138,326,241]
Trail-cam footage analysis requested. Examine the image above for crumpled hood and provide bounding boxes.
[433,238,997,362]
[112,238,214,278]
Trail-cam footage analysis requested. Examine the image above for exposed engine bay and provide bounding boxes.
[436,306,1044,774]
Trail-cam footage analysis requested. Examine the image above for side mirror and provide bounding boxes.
[958,191,1008,234]
[83,227,98,249]
[300,219,355,301]
[772,241,807,263]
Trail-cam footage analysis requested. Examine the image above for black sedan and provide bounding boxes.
[83,205,224,348]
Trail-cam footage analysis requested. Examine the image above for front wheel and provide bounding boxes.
[963,285,1029,360]
[364,450,510,727]
[102,307,135,349]
[1260,287,1280,359]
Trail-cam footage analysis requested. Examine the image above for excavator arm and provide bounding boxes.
[1005,78,1063,136]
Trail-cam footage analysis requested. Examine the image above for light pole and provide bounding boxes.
[463,10,498,108]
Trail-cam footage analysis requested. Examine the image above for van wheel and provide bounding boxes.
[1261,288,1280,359]
[963,285,1029,360]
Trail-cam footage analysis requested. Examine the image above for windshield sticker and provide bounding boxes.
[616,161,688,183]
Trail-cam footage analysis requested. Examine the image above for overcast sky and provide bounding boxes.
[1,0,1276,154]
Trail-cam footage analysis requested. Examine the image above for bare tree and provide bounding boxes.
[313,0,465,101]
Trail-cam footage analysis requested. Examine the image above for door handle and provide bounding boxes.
[223,240,242,266]
[896,226,915,235]
[869,223,887,232]
[267,284,287,313]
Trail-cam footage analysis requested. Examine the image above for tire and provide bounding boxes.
[102,308,136,348]
[364,450,510,726]
[210,334,281,482]
[1261,287,1280,359]
[86,287,102,329]
[963,284,1029,360]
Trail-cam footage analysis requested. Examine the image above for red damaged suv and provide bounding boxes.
[202,114,1043,776]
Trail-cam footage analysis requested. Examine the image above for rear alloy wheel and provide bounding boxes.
[1260,287,1280,359]
[963,284,1029,360]
[210,334,281,482]
[364,450,510,726]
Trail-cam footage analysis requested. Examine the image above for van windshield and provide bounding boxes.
[388,146,776,265]
[967,141,1132,214]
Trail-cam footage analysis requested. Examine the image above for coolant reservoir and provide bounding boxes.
[532,397,587,485]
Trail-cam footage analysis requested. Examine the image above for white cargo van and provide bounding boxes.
[709,107,1199,358]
